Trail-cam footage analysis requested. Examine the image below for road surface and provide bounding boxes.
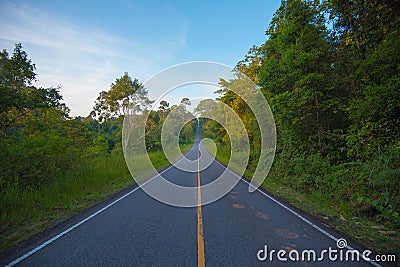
[2,130,382,266]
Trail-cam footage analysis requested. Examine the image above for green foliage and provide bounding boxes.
[0,43,36,89]
[179,119,196,144]
[203,0,400,254]
[1,131,78,188]
[0,45,82,190]
[0,153,131,250]
[87,136,109,157]
[259,0,340,155]
[0,43,196,252]
[91,72,153,122]
[346,23,400,158]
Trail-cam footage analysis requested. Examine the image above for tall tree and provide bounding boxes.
[258,0,339,154]
[0,43,36,90]
[108,72,142,116]
[91,72,153,122]
[92,91,111,123]
[0,44,69,135]
[158,100,170,121]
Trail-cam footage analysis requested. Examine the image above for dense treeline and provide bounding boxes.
[0,43,83,189]
[0,43,195,250]
[201,0,399,253]
[0,44,121,190]
[0,43,194,190]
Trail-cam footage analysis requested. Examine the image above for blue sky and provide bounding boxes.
[0,0,280,116]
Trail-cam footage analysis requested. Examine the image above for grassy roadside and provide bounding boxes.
[205,144,400,259]
[0,143,193,252]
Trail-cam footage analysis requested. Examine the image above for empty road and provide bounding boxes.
[2,130,380,266]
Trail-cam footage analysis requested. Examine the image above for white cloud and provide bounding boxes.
[0,1,187,116]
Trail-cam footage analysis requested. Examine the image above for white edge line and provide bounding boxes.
[4,157,184,267]
[6,147,381,267]
[213,160,382,267]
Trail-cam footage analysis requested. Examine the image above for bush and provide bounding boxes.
[0,131,82,190]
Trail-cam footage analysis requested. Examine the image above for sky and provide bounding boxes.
[0,0,281,116]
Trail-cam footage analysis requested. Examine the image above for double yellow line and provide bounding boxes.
[197,148,205,267]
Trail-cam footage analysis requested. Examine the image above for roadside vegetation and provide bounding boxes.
[199,0,399,257]
[1,0,399,259]
[0,44,195,250]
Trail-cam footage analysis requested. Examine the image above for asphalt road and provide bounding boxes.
[2,129,383,266]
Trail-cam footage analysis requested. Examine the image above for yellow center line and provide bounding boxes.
[197,148,205,267]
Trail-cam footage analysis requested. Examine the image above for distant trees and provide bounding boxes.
[144,98,196,152]
[158,100,170,121]
[0,43,196,192]
[0,44,196,253]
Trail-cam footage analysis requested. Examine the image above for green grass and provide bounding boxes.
[205,144,400,259]
[0,143,193,252]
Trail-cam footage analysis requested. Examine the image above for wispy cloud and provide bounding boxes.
[0,1,188,116]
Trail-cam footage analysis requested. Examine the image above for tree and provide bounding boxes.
[92,91,111,123]
[107,72,141,116]
[180,97,191,106]
[91,72,153,122]
[0,44,69,135]
[235,45,265,83]
[0,43,36,89]
[0,43,90,189]
[194,99,219,117]
[0,49,9,83]
[257,0,340,155]
[158,100,170,121]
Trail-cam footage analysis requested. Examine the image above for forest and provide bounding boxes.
[0,43,195,250]
[1,0,399,257]
[200,0,399,256]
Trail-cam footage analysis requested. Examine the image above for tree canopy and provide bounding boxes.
[200,0,400,241]
[91,72,153,122]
